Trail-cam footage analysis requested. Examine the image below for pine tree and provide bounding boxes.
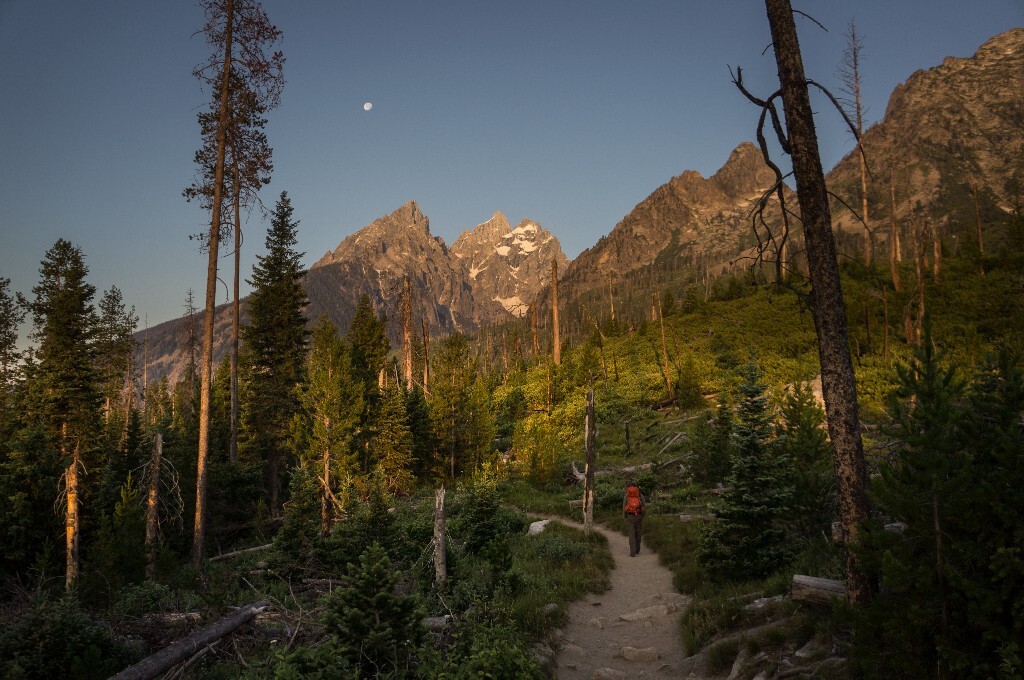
[776,382,833,539]
[321,542,425,677]
[298,317,362,536]
[699,362,795,580]
[347,294,389,391]
[371,385,415,496]
[240,191,309,515]
[23,240,102,590]
[0,276,24,448]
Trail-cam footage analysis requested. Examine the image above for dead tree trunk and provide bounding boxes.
[421,318,430,395]
[930,220,942,284]
[531,303,540,356]
[583,387,596,533]
[109,600,269,680]
[65,436,80,591]
[764,0,873,605]
[882,287,890,361]
[889,181,903,291]
[970,177,985,276]
[915,219,927,345]
[655,291,672,398]
[551,258,561,366]
[321,421,332,536]
[146,433,163,581]
[433,486,447,587]
[403,277,413,391]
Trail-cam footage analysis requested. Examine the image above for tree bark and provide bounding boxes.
[889,181,903,291]
[531,303,540,356]
[109,600,269,680]
[65,435,80,591]
[193,0,234,571]
[930,220,941,284]
[583,387,596,533]
[146,433,163,581]
[230,159,241,465]
[764,0,873,605]
[551,258,561,366]
[421,318,430,395]
[433,486,447,587]
[403,276,413,391]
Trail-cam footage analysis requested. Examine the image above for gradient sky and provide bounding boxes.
[1,1,1021,340]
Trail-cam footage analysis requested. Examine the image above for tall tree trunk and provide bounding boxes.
[607,273,616,322]
[402,277,413,391]
[656,291,672,398]
[551,258,561,366]
[433,486,447,587]
[970,177,985,276]
[421,318,430,395]
[915,220,927,345]
[531,303,540,356]
[583,386,596,533]
[321,425,331,536]
[193,0,234,571]
[930,220,942,285]
[764,0,873,604]
[146,433,163,581]
[230,158,241,465]
[65,431,80,591]
[882,287,890,361]
[889,181,903,291]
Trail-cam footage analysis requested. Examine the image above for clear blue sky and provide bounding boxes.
[1,0,1021,338]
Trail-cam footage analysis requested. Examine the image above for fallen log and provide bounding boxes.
[208,544,273,562]
[791,575,846,605]
[678,513,716,523]
[110,600,270,680]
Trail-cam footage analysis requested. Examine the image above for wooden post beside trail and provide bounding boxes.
[146,433,163,581]
[583,387,596,533]
[434,486,447,587]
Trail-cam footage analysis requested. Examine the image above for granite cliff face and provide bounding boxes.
[828,28,1024,238]
[451,212,569,317]
[549,142,781,309]
[303,201,491,340]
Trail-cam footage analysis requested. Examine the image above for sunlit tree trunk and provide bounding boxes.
[551,258,561,366]
[230,158,241,465]
[193,0,234,571]
[889,181,904,291]
[402,277,413,391]
[146,433,163,580]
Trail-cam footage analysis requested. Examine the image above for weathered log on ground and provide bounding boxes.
[791,575,847,605]
[208,544,273,562]
[110,600,270,680]
[678,513,716,523]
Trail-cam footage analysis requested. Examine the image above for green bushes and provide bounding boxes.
[0,599,139,679]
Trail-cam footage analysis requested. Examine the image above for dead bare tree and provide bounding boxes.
[889,179,904,291]
[402,276,413,390]
[551,258,561,366]
[735,0,874,604]
[838,19,875,265]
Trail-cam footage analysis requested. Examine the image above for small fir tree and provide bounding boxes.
[699,362,795,580]
[371,385,415,496]
[321,542,425,677]
[776,382,833,539]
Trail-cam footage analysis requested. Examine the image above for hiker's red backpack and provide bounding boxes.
[624,485,643,515]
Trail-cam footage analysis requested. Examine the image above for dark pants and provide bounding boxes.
[626,513,643,555]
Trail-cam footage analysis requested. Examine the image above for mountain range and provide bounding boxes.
[140,28,1024,383]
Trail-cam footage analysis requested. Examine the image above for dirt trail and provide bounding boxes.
[547,518,691,679]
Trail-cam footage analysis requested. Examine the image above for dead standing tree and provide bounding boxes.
[189,0,283,571]
[838,19,876,265]
[734,0,874,604]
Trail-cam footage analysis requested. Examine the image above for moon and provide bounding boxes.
[363,102,373,111]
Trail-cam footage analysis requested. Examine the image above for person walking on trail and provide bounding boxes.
[623,483,647,557]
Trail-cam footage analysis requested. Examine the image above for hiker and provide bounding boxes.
[623,483,647,557]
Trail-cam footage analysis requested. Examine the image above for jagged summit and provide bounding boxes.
[313,200,435,269]
[451,212,568,317]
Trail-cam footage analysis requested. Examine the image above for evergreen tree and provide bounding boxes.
[297,317,362,535]
[347,294,389,391]
[776,382,833,539]
[240,191,309,514]
[321,542,425,677]
[428,333,495,479]
[0,276,24,449]
[850,344,1024,679]
[22,240,102,590]
[371,385,415,496]
[94,286,137,432]
[699,362,795,580]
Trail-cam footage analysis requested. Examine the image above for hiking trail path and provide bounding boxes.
[543,517,695,680]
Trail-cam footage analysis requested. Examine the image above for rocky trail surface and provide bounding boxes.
[542,518,691,679]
